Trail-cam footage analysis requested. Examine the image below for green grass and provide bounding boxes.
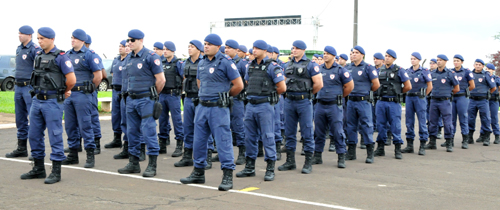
[0,92,15,113]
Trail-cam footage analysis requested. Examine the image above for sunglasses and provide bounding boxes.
[127,38,136,43]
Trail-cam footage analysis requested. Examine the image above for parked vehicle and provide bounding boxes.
[98,59,113,91]
[0,55,16,91]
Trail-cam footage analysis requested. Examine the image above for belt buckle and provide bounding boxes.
[44,95,47,100]
[77,86,81,91]
[301,95,304,100]
[361,97,364,100]
[23,82,27,86]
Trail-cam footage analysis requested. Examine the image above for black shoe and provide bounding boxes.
[257,141,264,157]
[278,150,296,171]
[275,142,282,161]
[180,167,205,184]
[6,139,28,158]
[437,127,443,139]
[174,148,194,167]
[84,148,95,168]
[139,144,146,162]
[483,132,491,146]
[94,137,101,155]
[462,134,469,149]
[235,145,246,165]
[61,149,79,165]
[44,161,61,184]
[346,144,357,160]
[218,169,233,191]
[172,140,183,157]
[264,160,276,181]
[425,136,437,150]
[328,137,336,152]
[205,149,213,170]
[494,135,500,144]
[446,138,453,152]
[211,154,220,162]
[114,141,129,159]
[366,143,375,164]
[418,141,426,156]
[386,131,392,146]
[118,155,141,174]
[64,139,83,153]
[394,143,402,159]
[302,152,313,174]
[401,139,414,153]
[143,155,157,177]
[476,132,485,143]
[159,138,167,154]
[374,142,385,157]
[338,153,346,168]
[21,158,46,179]
[311,151,322,165]
[236,157,256,177]
[105,133,122,149]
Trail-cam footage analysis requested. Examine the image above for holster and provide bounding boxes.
[153,101,162,120]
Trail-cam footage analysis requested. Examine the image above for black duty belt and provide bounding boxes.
[317,100,337,105]
[36,94,57,100]
[490,96,500,101]
[200,100,219,107]
[470,96,487,100]
[129,92,151,99]
[15,81,30,87]
[248,97,271,104]
[112,85,122,91]
[286,94,311,100]
[348,96,369,101]
[185,92,198,98]
[161,88,180,95]
[407,92,424,97]
[431,96,450,101]
[380,97,398,102]
[453,93,466,97]
[71,86,89,92]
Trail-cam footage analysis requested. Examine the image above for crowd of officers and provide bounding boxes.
[8,25,500,191]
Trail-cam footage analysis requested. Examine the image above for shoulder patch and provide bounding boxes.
[272,62,277,66]
[225,54,232,60]
[90,50,95,53]
[59,52,65,55]
[34,45,39,49]
[243,59,247,61]
[368,64,372,66]
[451,71,455,73]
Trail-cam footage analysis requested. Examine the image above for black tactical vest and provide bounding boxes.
[246,59,276,96]
[377,64,402,96]
[30,50,66,93]
[163,58,182,90]
[183,58,199,97]
[285,59,312,92]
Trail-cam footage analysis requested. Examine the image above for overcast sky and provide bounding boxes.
[2,0,500,69]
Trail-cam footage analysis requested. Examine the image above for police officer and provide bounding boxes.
[61,29,102,168]
[312,46,353,168]
[272,46,286,146]
[372,52,385,135]
[117,29,166,177]
[6,26,41,159]
[278,40,323,174]
[105,40,128,149]
[248,49,255,61]
[426,58,445,140]
[236,40,285,181]
[237,45,247,60]
[403,52,432,155]
[345,46,380,163]
[153,41,172,149]
[175,40,215,169]
[21,27,76,184]
[373,49,411,159]
[427,55,459,152]
[158,41,185,157]
[312,54,319,63]
[272,46,284,67]
[468,59,496,146]
[338,54,348,68]
[485,63,500,144]
[220,46,225,55]
[317,54,324,65]
[180,34,243,191]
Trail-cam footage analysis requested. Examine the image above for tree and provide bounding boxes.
[489,51,500,75]
[495,32,500,40]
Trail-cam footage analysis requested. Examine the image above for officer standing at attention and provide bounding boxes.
[220,46,225,55]
[372,52,385,135]
[427,55,459,152]
[279,40,323,174]
[158,41,185,157]
[180,34,243,191]
[312,54,319,63]
[105,40,128,149]
[338,54,348,68]
[468,59,496,146]
[6,25,41,159]
[236,40,286,181]
[117,29,166,177]
[153,42,171,150]
[21,27,76,184]
[175,40,215,169]
[237,45,248,60]
[345,46,380,163]
[248,49,255,61]
[272,46,284,67]
[61,29,102,168]
[426,58,445,140]
[317,54,324,65]
[485,63,500,144]
[312,46,353,168]
[402,52,432,156]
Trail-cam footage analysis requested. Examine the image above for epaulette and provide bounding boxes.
[272,62,277,66]
[243,59,247,61]
[59,52,65,55]
[34,45,39,49]
[224,54,232,60]
[149,51,155,55]
[90,50,95,53]
[37,51,42,55]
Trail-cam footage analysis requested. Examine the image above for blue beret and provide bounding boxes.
[249,49,253,54]
[120,40,126,47]
[313,54,319,58]
[154,42,164,50]
[219,46,225,53]
[318,54,323,58]
[340,54,348,61]
[430,58,437,64]
[386,49,397,59]
[353,46,365,55]
[225,39,239,50]
[453,54,464,61]
[374,52,384,60]
[19,25,34,34]
[189,40,204,52]
[85,35,92,44]
[72,29,87,42]
[38,27,55,39]
[293,40,307,50]
[486,63,496,70]
[336,56,339,59]
[239,45,248,53]
[324,46,337,56]
[475,59,484,65]
[273,46,279,54]
[267,45,274,52]
[437,54,448,61]
[204,34,222,46]
[253,40,268,50]
[411,52,421,60]
[164,41,175,51]
[128,29,144,39]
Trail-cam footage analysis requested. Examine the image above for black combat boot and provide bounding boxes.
[329,136,336,152]
[64,139,83,153]
[84,148,95,168]
[174,148,193,167]
[44,161,61,184]
[418,141,426,155]
[232,132,237,146]
[468,131,475,144]
[401,139,414,153]
[476,132,485,143]
[264,159,276,181]
[300,142,306,155]
[94,137,101,155]
[494,135,500,144]
[301,151,313,174]
[236,157,256,177]
[61,148,79,165]
[143,155,157,177]
[211,154,220,162]
[104,133,122,148]
[21,158,46,179]
[278,150,296,171]
[311,151,322,165]
[365,143,374,164]
[6,139,28,158]
[360,135,366,149]
[425,136,437,149]
[437,127,443,139]
[462,134,469,149]
[385,131,392,146]
[346,144,357,160]
[275,142,282,161]
[114,141,129,159]
[139,144,146,161]
[118,155,141,174]
[235,145,246,165]
[159,138,167,154]
[374,142,385,156]
[257,141,264,157]
[483,131,491,146]
[205,149,213,170]
[172,140,183,157]
[219,169,233,191]
[445,138,453,152]
[338,153,346,168]
[180,167,205,184]
[213,142,217,153]
[394,143,402,159]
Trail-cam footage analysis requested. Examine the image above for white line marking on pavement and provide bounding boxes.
[0,157,360,210]
[0,116,112,130]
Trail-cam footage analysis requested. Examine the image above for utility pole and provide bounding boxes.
[353,0,358,47]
